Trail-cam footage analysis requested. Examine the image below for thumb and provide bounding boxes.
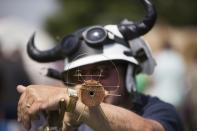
[17,85,26,94]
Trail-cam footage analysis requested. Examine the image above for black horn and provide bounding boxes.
[118,0,157,40]
[27,33,64,62]
[27,33,79,62]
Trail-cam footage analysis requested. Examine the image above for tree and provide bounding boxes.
[45,0,197,39]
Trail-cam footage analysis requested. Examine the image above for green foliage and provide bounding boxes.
[154,0,197,25]
[45,0,197,39]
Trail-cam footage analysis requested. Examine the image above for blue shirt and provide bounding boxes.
[130,93,184,131]
[78,93,184,131]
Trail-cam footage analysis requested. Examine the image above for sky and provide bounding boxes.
[0,0,59,27]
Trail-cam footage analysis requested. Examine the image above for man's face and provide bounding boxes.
[64,61,128,105]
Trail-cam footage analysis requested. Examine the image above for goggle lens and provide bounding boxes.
[83,26,107,45]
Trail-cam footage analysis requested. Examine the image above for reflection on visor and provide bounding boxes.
[82,26,107,45]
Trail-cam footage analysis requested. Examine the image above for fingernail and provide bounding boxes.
[17,85,23,88]
[17,85,26,93]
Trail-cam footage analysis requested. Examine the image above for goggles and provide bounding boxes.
[81,26,128,48]
[57,25,129,58]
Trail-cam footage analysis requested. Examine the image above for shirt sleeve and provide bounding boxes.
[142,96,184,131]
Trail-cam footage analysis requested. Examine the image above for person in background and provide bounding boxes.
[145,42,187,108]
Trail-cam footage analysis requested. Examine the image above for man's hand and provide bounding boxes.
[17,85,69,130]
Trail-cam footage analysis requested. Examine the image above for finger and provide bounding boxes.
[17,105,22,122]
[18,88,33,124]
[26,93,36,106]
[28,101,43,119]
[22,111,31,130]
[17,91,27,122]
[17,85,26,94]
[21,91,37,129]
[21,105,36,128]
[20,100,30,128]
[17,88,28,110]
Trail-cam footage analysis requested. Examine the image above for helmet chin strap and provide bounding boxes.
[125,64,137,93]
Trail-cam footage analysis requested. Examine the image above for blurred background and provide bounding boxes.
[0,0,196,130]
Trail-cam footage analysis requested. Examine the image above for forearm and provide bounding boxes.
[74,102,165,131]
